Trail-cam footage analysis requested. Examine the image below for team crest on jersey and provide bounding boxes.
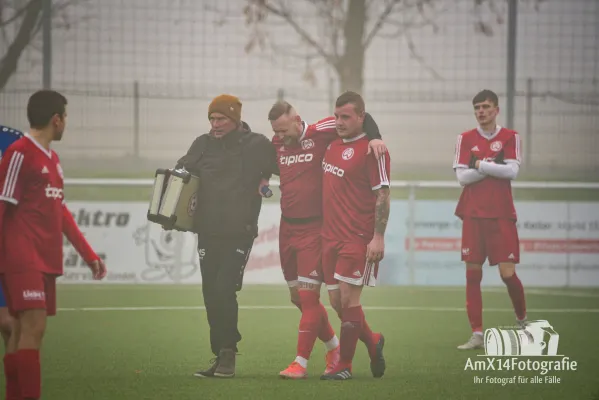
[301,139,315,150]
[490,141,503,152]
[342,147,354,160]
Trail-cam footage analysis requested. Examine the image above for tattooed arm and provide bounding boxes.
[374,187,391,236]
[366,147,391,264]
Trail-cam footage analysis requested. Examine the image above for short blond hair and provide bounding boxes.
[268,100,294,121]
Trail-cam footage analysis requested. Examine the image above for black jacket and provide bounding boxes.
[176,122,276,239]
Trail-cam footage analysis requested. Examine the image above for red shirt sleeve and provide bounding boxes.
[503,132,522,164]
[0,146,26,205]
[306,116,338,142]
[453,134,470,169]
[62,205,98,264]
[367,152,391,190]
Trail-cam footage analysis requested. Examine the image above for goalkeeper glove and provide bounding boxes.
[468,155,479,169]
[493,150,505,165]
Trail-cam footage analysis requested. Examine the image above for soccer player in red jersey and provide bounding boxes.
[319,91,391,381]
[266,100,387,379]
[0,90,107,400]
[453,89,527,350]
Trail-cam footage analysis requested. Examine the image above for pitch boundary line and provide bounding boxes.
[57,305,599,313]
[61,285,599,298]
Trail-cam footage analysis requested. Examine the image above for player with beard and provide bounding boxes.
[267,100,387,379]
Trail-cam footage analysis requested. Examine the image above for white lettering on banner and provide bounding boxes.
[322,161,345,177]
[280,153,313,166]
[57,201,599,287]
[70,208,130,227]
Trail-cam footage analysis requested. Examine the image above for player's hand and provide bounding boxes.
[367,139,388,160]
[89,258,107,280]
[258,178,272,198]
[366,234,385,264]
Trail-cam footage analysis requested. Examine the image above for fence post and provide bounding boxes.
[407,184,417,285]
[133,81,140,158]
[506,0,518,129]
[525,78,533,168]
[42,0,52,89]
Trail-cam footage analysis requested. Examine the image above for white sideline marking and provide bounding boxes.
[57,305,599,313]
[61,285,599,298]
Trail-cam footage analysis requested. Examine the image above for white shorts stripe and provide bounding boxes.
[2,151,23,199]
[298,277,322,285]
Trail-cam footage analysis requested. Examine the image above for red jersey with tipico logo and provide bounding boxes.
[453,126,521,220]
[322,134,391,244]
[273,117,337,219]
[0,135,65,275]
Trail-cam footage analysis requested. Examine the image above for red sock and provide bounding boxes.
[502,273,527,321]
[4,353,20,400]
[296,291,322,361]
[317,302,335,344]
[339,306,363,367]
[17,349,41,400]
[359,308,378,359]
[466,269,483,333]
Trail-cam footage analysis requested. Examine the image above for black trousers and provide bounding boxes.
[197,235,254,356]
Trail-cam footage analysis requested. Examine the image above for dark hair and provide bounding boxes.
[27,90,68,129]
[268,100,293,121]
[472,89,498,106]
[335,91,365,114]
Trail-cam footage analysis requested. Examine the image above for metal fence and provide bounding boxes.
[0,0,597,174]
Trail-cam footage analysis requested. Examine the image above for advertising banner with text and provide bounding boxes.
[59,201,599,287]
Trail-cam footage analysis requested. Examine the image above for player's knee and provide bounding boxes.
[0,312,13,337]
[499,263,516,279]
[18,310,46,342]
[328,293,342,318]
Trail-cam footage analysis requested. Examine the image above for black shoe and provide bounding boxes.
[214,349,236,378]
[320,367,352,380]
[193,357,219,378]
[370,334,386,378]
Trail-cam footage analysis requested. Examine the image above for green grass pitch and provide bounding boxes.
[7,284,598,399]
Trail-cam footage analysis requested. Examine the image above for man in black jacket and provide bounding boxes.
[175,94,276,379]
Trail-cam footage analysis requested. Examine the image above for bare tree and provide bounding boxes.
[0,0,86,91]
[239,0,544,94]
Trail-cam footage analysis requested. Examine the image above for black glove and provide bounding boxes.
[468,155,479,169]
[494,150,505,165]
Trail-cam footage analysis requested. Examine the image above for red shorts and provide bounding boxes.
[279,217,323,286]
[322,238,379,289]
[0,272,57,317]
[461,218,520,266]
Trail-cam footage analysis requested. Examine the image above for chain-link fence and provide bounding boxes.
[0,0,597,175]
